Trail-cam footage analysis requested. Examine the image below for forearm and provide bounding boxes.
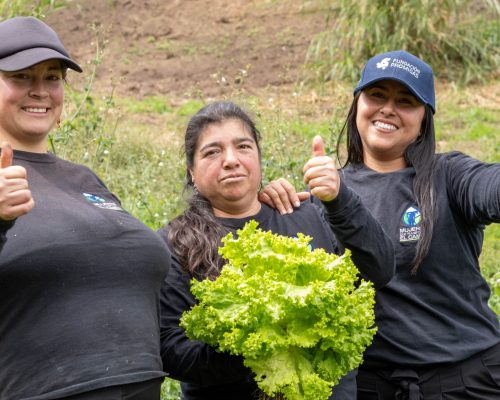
[159,254,251,385]
[446,152,500,224]
[160,325,250,385]
[320,182,395,288]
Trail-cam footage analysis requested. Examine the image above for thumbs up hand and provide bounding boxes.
[303,135,340,202]
[0,142,34,221]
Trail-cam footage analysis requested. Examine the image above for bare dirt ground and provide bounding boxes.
[45,0,329,99]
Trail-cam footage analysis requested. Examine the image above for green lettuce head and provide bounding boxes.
[181,220,376,400]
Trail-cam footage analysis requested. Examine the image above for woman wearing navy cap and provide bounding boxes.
[0,17,170,400]
[260,50,500,399]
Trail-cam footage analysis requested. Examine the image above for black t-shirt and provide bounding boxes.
[0,151,170,400]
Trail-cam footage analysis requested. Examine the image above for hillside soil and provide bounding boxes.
[46,0,329,99]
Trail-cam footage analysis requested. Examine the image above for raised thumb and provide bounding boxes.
[312,135,325,157]
[0,142,13,169]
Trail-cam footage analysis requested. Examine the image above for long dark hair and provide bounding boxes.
[337,93,436,273]
[167,101,262,279]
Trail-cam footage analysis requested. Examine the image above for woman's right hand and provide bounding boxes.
[259,136,339,214]
[259,178,310,215]
[0,142,34,221]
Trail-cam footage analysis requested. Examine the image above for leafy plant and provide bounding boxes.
[181,221,377,400]
[481,224,500,315]
[307,0,500,84]
[160,377,182,400]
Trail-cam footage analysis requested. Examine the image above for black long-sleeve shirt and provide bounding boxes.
[0,150,170,400]
[159,183,394,399]
[340,152,500,367]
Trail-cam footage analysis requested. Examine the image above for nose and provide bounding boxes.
[222,147,240,168]
[379,98,396,116]
[28,78,49,99]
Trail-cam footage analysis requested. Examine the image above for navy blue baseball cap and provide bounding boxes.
[354,50,435,113]
[0,16,82,73]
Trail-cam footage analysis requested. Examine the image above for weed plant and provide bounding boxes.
[307,0,500,84]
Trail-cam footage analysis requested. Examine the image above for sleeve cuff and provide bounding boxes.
[320,180,355,215]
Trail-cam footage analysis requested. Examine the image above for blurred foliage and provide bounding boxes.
[482,225,500,316]
[0,0,64,19]
[307,0,500,85]
[160,377,182,400]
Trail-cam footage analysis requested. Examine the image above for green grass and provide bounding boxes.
[117,95,173,114]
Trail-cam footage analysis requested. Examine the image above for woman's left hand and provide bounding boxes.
[0,142,35,221]
[303,136,340,202]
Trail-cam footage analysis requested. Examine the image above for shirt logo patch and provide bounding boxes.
[83,192,122,211]
[400,206,421,242]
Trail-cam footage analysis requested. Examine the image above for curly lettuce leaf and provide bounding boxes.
[181,220,376,400]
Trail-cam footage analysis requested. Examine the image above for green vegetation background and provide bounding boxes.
[1,1,498,399]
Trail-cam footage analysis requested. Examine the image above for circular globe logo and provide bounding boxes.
[402,206,421,226]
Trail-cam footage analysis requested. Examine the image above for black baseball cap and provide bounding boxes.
[0,16,82,72]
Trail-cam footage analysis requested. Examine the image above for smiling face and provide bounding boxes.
[189,118,262,218]
[355,80,425,171]
[0,60,65,152]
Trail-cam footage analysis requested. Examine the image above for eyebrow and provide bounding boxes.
[199,137,255,152]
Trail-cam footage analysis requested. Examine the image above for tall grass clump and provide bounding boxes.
[307,0,500,84]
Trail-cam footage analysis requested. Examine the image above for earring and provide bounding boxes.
[57,118,61,128]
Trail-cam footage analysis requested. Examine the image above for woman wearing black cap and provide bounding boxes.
[0,17,170,400]
[260,50,500,399]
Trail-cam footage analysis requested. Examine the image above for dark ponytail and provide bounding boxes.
[167,192,228,279]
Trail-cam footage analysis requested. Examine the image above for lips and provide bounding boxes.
[220,173,245,182]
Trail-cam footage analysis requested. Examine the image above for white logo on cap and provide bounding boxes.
[376,57,391,70]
